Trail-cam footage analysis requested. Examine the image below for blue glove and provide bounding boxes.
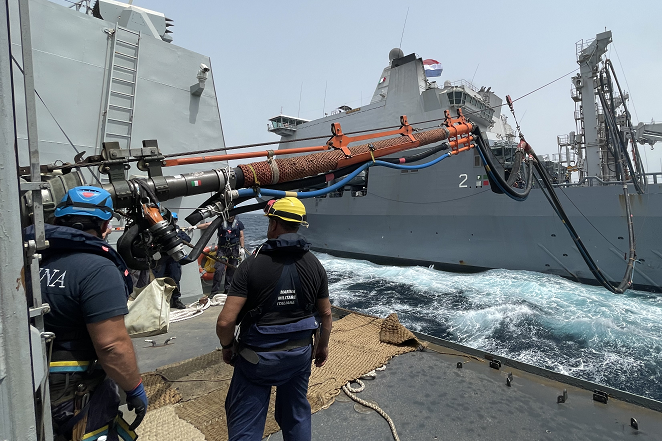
[125,380,148,430]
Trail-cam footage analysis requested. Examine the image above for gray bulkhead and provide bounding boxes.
[10,0,230,297]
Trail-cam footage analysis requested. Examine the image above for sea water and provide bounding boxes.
[238,212,662,402]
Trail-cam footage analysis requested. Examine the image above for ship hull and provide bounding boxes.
[272,52,662,292]
[302,149,662,292]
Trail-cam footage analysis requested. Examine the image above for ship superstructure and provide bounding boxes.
[270,37,662,292]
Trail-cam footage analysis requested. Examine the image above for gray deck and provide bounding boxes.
[133,306,662,441]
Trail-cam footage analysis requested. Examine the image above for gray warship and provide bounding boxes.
[270,39,662,293]
[3,1,662,440]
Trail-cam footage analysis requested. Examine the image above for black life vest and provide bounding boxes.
[238,235,318,349]
[25,224,133,294]
[24,224,134,357]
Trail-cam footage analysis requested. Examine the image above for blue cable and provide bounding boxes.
[236,151,454,200]
[373,153,451,170]
[237,162,371,199]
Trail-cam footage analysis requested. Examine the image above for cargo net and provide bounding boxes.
[135,313,421,441]
[238,128,450,187]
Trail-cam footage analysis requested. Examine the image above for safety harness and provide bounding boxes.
[218,218,242,248]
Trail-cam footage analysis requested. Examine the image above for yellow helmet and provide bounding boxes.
[264,197,309,227]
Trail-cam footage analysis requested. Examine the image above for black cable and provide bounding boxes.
[596,87,637,292]
[532,157,618,290]
[178,216,223,265]
[179,200,269,265]
[378,142,449,164]
[473,129,533,201]
[472,106,633,293]
[605,60,646,192]
[522,140,632,293]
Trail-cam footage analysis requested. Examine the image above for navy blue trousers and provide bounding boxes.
[225,345,312,441]
[211,246,238,295]
[153,258,182,300]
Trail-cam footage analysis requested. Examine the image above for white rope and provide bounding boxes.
[168,294,227,323]
[341,365,400,441]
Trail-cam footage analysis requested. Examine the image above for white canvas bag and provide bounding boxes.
[125,277,176,337]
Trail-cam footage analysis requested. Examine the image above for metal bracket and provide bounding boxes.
[489,359,501,370]
[631,418,639,430]
[506,372,513,387]
[557,389,568,403]
[327,123,353,157]
[41,331,55,343]
[23,239,46,260]
[456,362,463,369]
[29,303,51,318]
[592,389,609,404]
[19,181,49,192]
[100,142,130,182]
[135,140,165,177]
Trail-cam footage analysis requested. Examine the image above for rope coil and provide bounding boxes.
[341,365,400,441]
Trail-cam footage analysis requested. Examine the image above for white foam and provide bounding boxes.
[317,252,662,397]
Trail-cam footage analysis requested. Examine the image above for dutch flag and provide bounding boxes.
[423,59,443,78]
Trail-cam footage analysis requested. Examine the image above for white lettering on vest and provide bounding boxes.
[40,268,67,288]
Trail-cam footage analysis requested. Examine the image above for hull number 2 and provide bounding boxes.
[459,173,468,188]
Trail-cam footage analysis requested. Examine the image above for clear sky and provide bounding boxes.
[54,0,662,171]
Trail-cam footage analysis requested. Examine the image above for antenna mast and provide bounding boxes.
[399,7,409,49]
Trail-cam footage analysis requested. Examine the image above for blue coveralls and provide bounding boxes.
[225,258,318,441]
[25,225,136,441]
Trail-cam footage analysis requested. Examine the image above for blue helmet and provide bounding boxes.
[54,186,114,221]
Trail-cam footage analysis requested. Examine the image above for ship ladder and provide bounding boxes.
[101,25,142,154]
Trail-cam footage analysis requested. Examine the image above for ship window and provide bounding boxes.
[447,92,454,105]
[454,92,462,103]
[474,149,482,167]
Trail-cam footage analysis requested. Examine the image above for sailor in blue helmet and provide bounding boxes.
[153,212,191,309]
[26,186,147,440]
[216,197,333,441]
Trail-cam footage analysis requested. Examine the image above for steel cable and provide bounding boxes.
[42,67,579,170]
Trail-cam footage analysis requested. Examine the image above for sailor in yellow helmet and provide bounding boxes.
[216,196,332,441]
[263,196,309,228]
